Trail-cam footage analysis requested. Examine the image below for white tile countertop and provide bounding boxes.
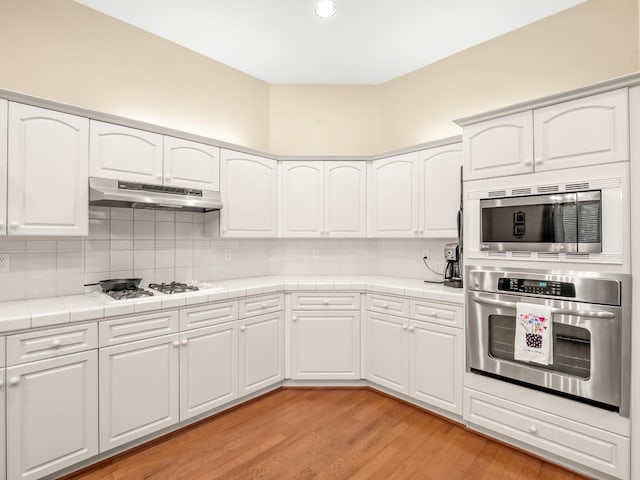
[0,276,464,334]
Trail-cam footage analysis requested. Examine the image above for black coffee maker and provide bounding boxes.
[443,243,462,288]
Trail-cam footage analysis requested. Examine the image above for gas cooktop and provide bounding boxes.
[148,282,200,295]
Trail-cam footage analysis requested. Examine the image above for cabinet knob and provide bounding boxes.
[292,316,297,322]
[165,175,172,182]
[324,230,329,235]
[431,311,438,317]
[221,228,227,233]
[402,324,408,331]
[9,222,18,229]
[413,229,418,234]
[9,377,19,386]
[534,158,543,165]
[409,326,415,332]
[181,339,188,346]
[323,300,329,305]
[240,326,246,332]
[157,174,163,180]
[419,229,424,234]
[173,340,180,348]
[528,425,538,434]
[523,159,533,166]
[51,339,62,348]
[383,303,389,309]
[261,303,267,308]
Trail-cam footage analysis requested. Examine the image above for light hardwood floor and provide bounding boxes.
[63,389,588,480]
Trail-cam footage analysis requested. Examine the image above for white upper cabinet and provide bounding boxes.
[463,111,534,181]
[0,100,7,236]
[533,89,629,171]
[419,143,462,238]
[89,120,163,184]
[8,103,88,236]
[368,152,419,237]
[280,160,366,238]
[220,149,278,237]
[280,161,324,237]
[163,136,220,190]
[324,162,367,237]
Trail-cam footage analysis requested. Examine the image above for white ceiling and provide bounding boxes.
[74,0,586,85]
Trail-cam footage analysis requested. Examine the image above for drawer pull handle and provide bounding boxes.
[51,339,62,348]
[528,425,538,434]
[9,377,19,386]
[182,339,188,346]
[241,326,246,332]
[173,341,180,348]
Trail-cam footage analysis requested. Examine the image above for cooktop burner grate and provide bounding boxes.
[148,282,200,294]
[106,287,155,300]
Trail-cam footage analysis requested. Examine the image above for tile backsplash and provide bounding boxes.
[0,207,453,301]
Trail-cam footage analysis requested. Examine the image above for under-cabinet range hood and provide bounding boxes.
[89,177,222,212]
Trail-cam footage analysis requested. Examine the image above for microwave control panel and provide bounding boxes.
[498,278,576,297]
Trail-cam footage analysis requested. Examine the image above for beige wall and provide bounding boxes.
[0,0,270,151]
[0,0,638,155]
[379,0,640,151]
[268,85,381,155]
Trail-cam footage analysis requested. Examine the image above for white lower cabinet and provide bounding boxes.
[464,388,630,480]
[99,334,180,452]
[366,306,463,416]
[366,312,409,394]
[239,311,284,396]
[179,322,238,421]
[291,310,360,380]
[6,351,98,480]
[409,321,462,415]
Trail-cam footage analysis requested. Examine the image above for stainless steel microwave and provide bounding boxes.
[479,191,602,253]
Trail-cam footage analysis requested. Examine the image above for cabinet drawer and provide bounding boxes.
[366,294,409,317]
[100,311,179,347]
[291,292,360,310]
[410,300,462,328]
[7,323,97,366]
[0,337,5,367]
[239,293,284,318]
[180,301,239,331]
[464,389,630,479]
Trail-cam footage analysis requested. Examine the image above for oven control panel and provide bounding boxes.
[498,278,576,297]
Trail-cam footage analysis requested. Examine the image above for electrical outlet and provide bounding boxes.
[422,249,430,259]
[224,249,232,261]
[0,253,9,272]
[312,248,320,260]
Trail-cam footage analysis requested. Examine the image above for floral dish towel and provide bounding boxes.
[514,302,553,365]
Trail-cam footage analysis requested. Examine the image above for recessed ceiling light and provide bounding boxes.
[315,0,337,18]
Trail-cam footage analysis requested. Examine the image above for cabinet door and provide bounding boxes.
[324,161,367,237]
[220,150,278,237]
[238,312,284,396]
[0,369,5,480]
[0,100,6,236]
[291,311,360,380]
[463,111,533,180]
[534,89,629,171]
[409,321,462,415]
[368,153,419,237]
[419,144,462,238]
[8,103,88,236]
[280,161,323,237]
[99,334,179,451]
[179,322,238,421]
[6,351,98,480]
[89,120,163,183]
[163,136,220,190]
[366,312,408,394]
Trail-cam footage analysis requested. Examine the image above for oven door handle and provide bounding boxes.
[471,297,616,319]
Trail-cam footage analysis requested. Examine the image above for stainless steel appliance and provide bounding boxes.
[443,243,462,288]
[479,191,601,253]
[89,177,222,212]
[466,266,630,416]
[149,282,200,294]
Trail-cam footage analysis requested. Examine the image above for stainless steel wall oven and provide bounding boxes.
[466,267,631,416]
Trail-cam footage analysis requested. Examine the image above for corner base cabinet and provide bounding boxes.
[6,351,98,480]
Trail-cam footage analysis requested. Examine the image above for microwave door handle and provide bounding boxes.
[472,296,615,319]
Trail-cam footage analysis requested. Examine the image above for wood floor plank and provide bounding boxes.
[63,389,591,480]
